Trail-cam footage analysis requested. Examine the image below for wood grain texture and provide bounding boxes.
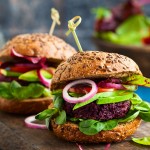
[0,112,150,150]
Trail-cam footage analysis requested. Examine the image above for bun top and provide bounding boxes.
[0,33,76,62]
[51,51,142,89]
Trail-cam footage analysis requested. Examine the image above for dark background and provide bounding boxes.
[0,0,150,49]
[0,0,150,76]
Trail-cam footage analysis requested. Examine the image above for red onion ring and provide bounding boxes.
[104,143,111,150]
[11,48,41,64]
[98,81,125,90]
[37,69,52,88]
[76,143,83,150]
[24,115,47,129]
[63,79,98,103]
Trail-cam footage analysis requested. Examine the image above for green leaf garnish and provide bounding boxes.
[134,101,150,112]
[102,119,118,130]
[79,119,104,135]
[118,110,139,123]
[35,108,58,120]
[130,93,142,105]
[139,111,150,122]
[132,137,150,145]
[52,89,63,95]
[55,110,66,124]
[53,95,64,109]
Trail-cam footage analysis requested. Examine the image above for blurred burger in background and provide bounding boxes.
[93,0,150,46]
[0,33,76,114]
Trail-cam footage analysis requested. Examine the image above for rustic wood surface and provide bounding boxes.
[0,111,150,150]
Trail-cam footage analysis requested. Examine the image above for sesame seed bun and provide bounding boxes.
[50,118,141,143]
[0,33,76,63]
[51,51,142,90]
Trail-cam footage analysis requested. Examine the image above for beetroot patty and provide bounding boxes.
[63,100,131,121]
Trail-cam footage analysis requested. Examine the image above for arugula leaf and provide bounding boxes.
[35,108,58,120]
[52,89,63,95]
[79,119,118,135]
[79,120,105,135]
[139,111,150,122]
[118,110,139,123]
[55,110,66,124]
[132,137,150,145]
[123,74,150,87]
[79,119,99,128]
[45,117,51,129]
[53,95,64,109]
[102,119,118,130]
[134,101,150,112]
[130,93,142,105]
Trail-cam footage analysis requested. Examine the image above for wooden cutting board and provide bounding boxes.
[0,111,150,150]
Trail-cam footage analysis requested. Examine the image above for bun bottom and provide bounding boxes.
[0,97,52,115]
[51,118,141,143]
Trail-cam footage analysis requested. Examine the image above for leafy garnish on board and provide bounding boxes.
[132,137,150,145]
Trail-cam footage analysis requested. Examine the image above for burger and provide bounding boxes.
[36,51,150,143]
[0,33,76,114]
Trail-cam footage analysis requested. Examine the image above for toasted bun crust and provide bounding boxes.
[0,97,52,115]
[0,33,76,63]
[51,118,141,143]
[51,51,142,89]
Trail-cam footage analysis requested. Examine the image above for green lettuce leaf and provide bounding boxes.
[0,81,51,100]
[139,111,150,122]
[118,110,139,123]
[0,82,13,99]
[132,137,150,145]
